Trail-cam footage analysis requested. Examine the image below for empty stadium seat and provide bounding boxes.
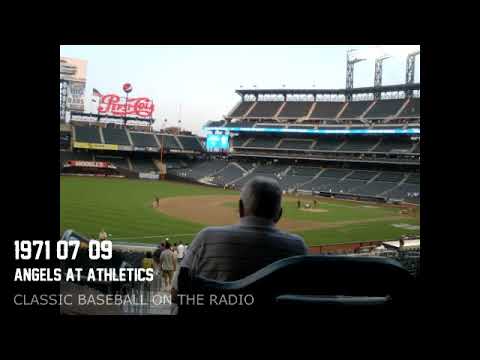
[232,137,248,147]
[247,102,283,118]
[130,132,159,148]
[310,102,344,119]
[289,166,322,176]
[255,124,285,129]
[354,181,398,197]
[374,137,414,153]
[102,127,131,146]
[345,171,378,181]
[278,139,314,150]
[170,159,227,180]
[364,99,406,118]
[340,137,379,152]
[230,102,255,117]
[277,102,313,118]
[211,164,245,186]
[177,136,204,152]
[244,137,280,148]
[312,137,344,151]
[157,134,182,150]
[130,157,158,173]
[225,121,254,128]
[385,183,419,201]
[398,98,420,117]
[339,101,372,118]
[75,126,101,143]
[375,171,405,182]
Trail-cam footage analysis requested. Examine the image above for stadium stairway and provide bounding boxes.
[232,162,248,173]
[335,102,349,119]
[369,138,383,152]
[281,166,292,177]
[361,100,377,119]
[99,127,106,144]
[297,168,327,190]
[227,100,242,117]
[241,138,254,147]
[304,102,317,120]
[335,139,349,151]
[127,156,134,171]
[199,162,231,183]
[226,165,255,187]
[174,136,184,150]
[366,172,382,184]
[407,142,418,153]
[394,98,410,118]
[378,173,409,197]
[126,130,134,146]
[243,102,257,118]
[274,102,287,119]
[339,170,355,182]
[153,134,162,148]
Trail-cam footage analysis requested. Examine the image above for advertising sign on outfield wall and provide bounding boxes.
[65,160,115,169]
[139,172,159,180]
[73,142,118,151]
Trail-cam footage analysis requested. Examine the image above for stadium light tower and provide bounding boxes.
[405,50,420,97]
[374,54,391,99]
[346,49,366,101]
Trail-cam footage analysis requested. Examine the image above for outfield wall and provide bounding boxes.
[309,241,383,254]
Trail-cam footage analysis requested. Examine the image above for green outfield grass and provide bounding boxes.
[60,176,420,246]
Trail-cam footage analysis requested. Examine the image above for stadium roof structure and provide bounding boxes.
[235,83,420,97]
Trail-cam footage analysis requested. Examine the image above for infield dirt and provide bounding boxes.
[154,195,407,233]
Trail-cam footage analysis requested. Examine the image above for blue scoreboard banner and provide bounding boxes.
[204,127,420,135]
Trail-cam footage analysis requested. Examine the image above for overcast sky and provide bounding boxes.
[60,45,420,135]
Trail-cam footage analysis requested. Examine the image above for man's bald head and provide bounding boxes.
[239,176,283,222]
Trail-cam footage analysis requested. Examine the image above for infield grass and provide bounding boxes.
[60,176,420,246]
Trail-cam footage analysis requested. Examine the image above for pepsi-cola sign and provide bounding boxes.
[97,94,154,118]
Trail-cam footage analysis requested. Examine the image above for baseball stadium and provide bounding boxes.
[59,47,420,314]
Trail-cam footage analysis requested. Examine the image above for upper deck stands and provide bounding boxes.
[102,127,131,146]
[75,126,101,143]
[230,102,255,117]
[339,101,372,119]
[398,98,420,117]
[177,136,204,152]
[247,102,283,118]
[157,134,182,150]
[277,102,313,118]
[278,139,314,150]
[130,132,158,148]
[309,102,344,119]
[364,99,406,118]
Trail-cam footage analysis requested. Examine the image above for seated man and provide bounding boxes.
[174,176,308,289]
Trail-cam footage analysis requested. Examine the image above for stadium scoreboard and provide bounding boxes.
[206,129,231,152]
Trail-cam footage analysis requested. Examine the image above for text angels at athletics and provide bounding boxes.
[14,267,154,282]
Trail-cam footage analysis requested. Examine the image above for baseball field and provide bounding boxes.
[60,176,420,246]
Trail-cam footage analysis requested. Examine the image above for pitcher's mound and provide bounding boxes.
[300,208,328,213]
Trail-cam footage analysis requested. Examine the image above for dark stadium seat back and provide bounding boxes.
[177,255,414,313]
